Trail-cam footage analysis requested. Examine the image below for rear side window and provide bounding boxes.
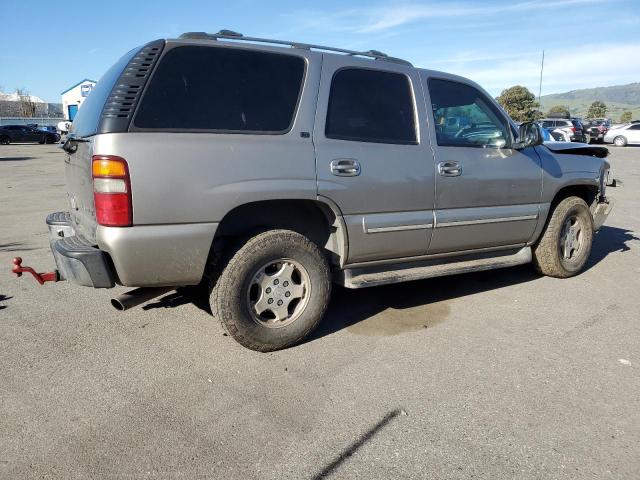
[72,48,138,138]
[134,46,305,133]
[325,68,417,145]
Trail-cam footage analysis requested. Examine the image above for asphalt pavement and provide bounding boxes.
[1,143,639,479]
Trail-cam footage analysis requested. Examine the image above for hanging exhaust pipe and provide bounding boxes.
[111,286,175,311]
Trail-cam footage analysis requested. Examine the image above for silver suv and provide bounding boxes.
[15,31,613,351]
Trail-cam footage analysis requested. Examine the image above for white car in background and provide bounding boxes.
[604,123,640,147]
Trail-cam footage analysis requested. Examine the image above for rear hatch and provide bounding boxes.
[64,43,161,242]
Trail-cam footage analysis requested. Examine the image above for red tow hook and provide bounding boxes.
[11,257,59,285]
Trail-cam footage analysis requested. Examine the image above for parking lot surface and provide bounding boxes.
[1,143,639,479]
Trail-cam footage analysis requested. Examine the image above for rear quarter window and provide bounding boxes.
[72,48,139,138]
[133,46,306,133]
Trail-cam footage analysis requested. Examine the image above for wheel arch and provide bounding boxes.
[532,182,599,246]
[211,198,348,268]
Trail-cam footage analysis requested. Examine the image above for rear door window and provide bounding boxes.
[325,68,417,144]
[134,46,305,133]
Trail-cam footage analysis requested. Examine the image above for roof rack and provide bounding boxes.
[178,29,412,67]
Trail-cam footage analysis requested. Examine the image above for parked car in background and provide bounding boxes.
[540,118,584,142]
[584,118,611,143]
[604,122,640,147]
[0,124,60,145]
[57,121,72,135]
[538,125,557,142]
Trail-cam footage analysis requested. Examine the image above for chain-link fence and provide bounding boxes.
[0,117,65,127]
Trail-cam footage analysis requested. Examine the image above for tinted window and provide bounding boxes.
[542,121,554,128]
[325,68,417,144]
[629,124,640,130]
[72,48,138,137]
[134,46,305,133]
[428,79,510,148]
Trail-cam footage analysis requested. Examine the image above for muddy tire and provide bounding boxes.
[533,196,593,278]
[211,229,331,352]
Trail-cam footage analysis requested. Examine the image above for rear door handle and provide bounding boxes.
[331,158,361,177]
[438,161,462,177]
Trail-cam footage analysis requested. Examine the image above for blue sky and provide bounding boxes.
[1,0,639,102]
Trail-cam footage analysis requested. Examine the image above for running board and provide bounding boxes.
[337,246,532,289]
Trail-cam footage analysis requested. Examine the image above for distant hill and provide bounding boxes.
[540,82,640,121]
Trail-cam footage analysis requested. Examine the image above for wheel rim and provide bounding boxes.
[615,137,624,146]
[559,215,584,261]
[246,258,311,328]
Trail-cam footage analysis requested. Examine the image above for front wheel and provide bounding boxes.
[0,135,9,145]
[533,196,593,278]
[613,136,627,147]
[211,229,331,352]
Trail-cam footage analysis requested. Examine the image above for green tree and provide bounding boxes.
[495,86,541,122]
[620,111,632,123]
[586,100,607,119]
[547,105,570,117]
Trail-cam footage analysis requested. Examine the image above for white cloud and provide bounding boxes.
[283,0,605,34]
[428,43,640,96]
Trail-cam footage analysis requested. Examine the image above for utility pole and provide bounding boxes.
[538,50,545,107]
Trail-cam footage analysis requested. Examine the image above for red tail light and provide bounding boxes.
[91,155,132,227]
[570,127,576,132]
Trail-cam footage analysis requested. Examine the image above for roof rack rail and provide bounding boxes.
[178,30,412,66]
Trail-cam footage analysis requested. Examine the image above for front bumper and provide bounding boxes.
[593,199,614,231]
[46,212,115,288]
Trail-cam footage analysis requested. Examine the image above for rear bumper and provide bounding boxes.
[46,212,115,288]
[96,222,218,287]
[47,212,218,288]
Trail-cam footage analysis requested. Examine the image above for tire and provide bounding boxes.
[0,135,9,145]
[613,136,627,147]
[533,196,593,278]
[211,229,331,352]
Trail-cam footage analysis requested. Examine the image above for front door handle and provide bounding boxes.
[438,161,462,177]
[330,158,361,177]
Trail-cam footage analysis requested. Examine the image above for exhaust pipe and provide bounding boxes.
[111,286,174,311]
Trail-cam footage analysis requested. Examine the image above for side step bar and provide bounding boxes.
[337,247,532,289]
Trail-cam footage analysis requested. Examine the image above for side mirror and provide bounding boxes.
[514,122,543,150]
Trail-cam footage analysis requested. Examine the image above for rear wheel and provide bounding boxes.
[211,229,331,351]
[0,135,9,145]
[613,136,627,147]
[533,196,593,278]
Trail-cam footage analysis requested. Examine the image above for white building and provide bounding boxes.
[61,79,97,121]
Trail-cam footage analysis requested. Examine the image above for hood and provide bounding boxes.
[543,142,609,158]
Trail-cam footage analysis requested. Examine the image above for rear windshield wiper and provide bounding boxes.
[61,135,90,154]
